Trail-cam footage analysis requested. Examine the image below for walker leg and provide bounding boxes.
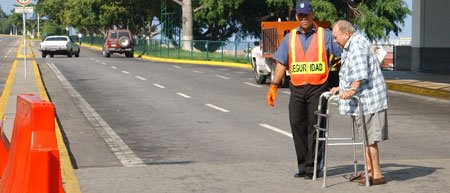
[352,117,358,176]
[321,132,329,188]
[313,128,320,181]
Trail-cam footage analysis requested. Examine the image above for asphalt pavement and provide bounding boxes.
[0,35,449,193]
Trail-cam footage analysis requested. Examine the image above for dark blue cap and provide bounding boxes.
[295,0,313,14]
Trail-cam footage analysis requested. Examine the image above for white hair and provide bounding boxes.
[333,20,356,34]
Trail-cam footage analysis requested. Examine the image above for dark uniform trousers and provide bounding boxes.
[289,83,328,174]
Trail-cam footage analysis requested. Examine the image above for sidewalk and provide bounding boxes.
[383,71,450,100]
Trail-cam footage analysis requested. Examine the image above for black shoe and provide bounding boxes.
[294,172,306,178]
[304,173,314,180]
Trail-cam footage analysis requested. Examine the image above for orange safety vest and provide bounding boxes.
[288,26,328,86]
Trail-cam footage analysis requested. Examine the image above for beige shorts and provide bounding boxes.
[352,109,388,145]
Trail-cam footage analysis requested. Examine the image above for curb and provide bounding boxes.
[81,44,252,69]
[386,82,449,100]
[25,37,82,192]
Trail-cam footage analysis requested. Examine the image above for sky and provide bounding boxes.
[1,0,412,39]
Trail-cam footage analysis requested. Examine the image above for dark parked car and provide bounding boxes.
[102,29,134,57]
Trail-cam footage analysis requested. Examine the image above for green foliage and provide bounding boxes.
[37,0,161,37]
[34,0,410,42]
[352,0,411,41]
[42,22,67,36]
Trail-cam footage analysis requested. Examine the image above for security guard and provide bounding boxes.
[267,0,341,179]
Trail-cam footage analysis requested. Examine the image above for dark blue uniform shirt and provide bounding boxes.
[273,25,342,66]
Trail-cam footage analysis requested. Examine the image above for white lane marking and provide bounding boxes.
[111,66,117,69]
[243,82,262,88]
[215,75,230,80]
[102,62,107,65]
[173,65,182,69]
[193,70,203,73]
[90,58,94,60]
[5,47,13,57]
[205,104,230,113]
[122,71,130,74]
[176,93,192,98]
[259,124,293,138]
[235,71,246,74]
[282,91,291,95]
[95,60,100,63]
[47,62,145,167]
[136,76,146,80]
[153,83,165,88]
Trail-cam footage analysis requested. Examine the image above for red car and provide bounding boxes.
[102,29,134,57]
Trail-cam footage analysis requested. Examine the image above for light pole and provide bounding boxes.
[22,6,27,79]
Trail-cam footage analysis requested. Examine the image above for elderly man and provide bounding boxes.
[331,20,388,186]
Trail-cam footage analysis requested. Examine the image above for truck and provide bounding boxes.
[250,21,335,88]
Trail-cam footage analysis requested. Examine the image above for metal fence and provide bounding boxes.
[80,36,253,64]
[77,36,411,71]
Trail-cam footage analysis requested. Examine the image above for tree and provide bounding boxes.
[171,0,195,50]
[240,0,410,42]
[37,0,161,37]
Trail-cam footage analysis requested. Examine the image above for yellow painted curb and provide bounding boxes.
[0,60,18,118]
[16,39,34,58]
[33,61,82,193]
[82,44,252,69]
[387,82,450,100]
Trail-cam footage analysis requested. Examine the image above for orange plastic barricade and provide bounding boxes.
[0,94,65,193]
[0,118,8,174]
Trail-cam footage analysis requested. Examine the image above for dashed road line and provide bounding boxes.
[173,65,182,69]
[243,82,262,88]
[95,60,100,63]
[153,83,165,88]
[111,66,117,69]
[205,104,230,113]
[282,91,291,95]
[176,93,192,99]
[102,62,107,65]
[136,76,146,80]
[215,75,230,80]
[4,47,13,58]
[122,71,130,74]
[193,70,203,73]
[259,124,293,138]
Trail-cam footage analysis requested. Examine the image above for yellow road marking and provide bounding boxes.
[0,60,17,118]
[33,61,82,193]
[16,39,35,58]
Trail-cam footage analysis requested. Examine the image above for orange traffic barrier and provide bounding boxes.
[0,94,65,193]
[0,117,8,174]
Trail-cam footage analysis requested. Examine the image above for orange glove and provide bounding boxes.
[267,84,278,107]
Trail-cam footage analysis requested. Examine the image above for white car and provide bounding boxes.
[39,36,80,58]
[251,42,290,88]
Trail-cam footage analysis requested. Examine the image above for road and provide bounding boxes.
[1,35,450,192]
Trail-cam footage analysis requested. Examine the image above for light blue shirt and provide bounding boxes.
[338,32,388,116]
